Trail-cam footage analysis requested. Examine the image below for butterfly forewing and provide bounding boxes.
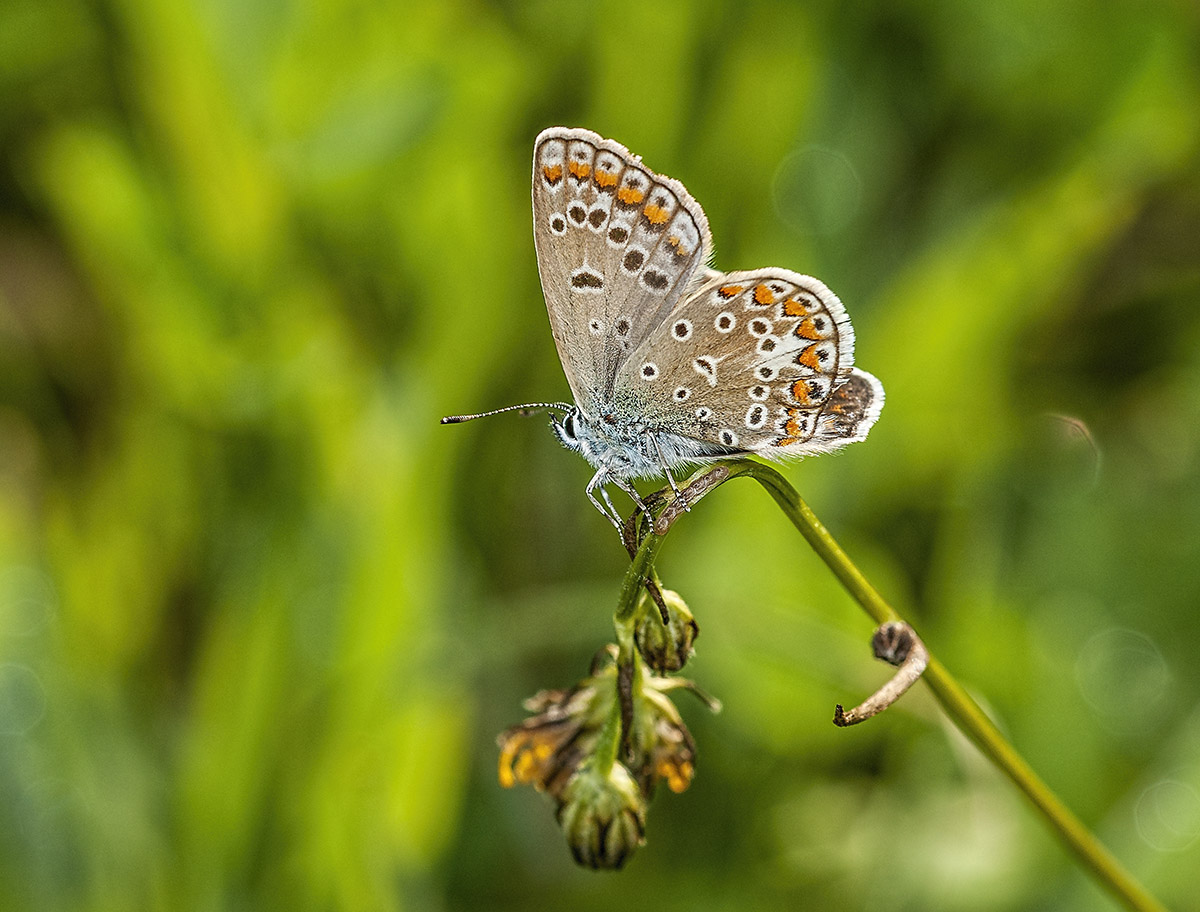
[618,268,882,452]
[532,127,713,416]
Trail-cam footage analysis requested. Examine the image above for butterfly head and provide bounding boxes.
[549,406,585,455]
[549,405,667,482]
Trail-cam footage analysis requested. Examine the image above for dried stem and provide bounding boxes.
[833,622,929,726]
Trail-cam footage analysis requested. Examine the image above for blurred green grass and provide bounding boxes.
[2,0,1199,909]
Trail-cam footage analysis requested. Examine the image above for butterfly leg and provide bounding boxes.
[586,468,655,534]
[598,485,625,526]
[647,433,690,513]
[612,476,650,517]
[586,469,625,532]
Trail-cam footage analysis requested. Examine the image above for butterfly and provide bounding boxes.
[443,128,884,531]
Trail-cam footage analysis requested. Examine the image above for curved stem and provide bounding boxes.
[626,459,1167,912]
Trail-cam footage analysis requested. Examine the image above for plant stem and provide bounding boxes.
[624,459,1167,912]
[615,531,662,623]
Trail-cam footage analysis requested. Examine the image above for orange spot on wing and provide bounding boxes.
[643,203,670,225]
[794,317,821,340]
[782,298,806,317]
[784,412,803,437]
[774,437,801,447]
[594,169,618,188]
[754,284,775,305]
[718,285,744,299]
[568,160,591,179]
[542,164,563,184]
[791,380,813,405]
[798,344,822,371]
[668,236,690,257]
[617,186,645,205]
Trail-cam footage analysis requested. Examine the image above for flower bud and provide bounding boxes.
[556,760,647,870]
[634,588,698,673]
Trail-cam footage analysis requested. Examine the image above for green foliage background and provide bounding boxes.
[2,0,1199,909]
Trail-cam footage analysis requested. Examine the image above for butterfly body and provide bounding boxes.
[550,402,740,481]
[445,128,884,529]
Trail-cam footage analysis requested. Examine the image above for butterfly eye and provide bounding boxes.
[562,412,577,440]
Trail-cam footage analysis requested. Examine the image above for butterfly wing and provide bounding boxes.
[617,268,884,454]
[532,127,713,416]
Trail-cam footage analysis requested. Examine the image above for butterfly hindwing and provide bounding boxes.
[616,268,883,453]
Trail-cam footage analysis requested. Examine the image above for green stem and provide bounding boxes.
[612,540,655,771]
[632,459,1167,912]
[615,527,663,623]
[595,620,640,778]
[591,683,623,777]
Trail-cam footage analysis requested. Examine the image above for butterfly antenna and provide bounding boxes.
[440,402,573,424]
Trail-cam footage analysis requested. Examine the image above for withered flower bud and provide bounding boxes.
[497,672,613,801]
[497,644,714,868]
[628,680,698,796]
[634,588,698,673]
[556,760,647,869]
